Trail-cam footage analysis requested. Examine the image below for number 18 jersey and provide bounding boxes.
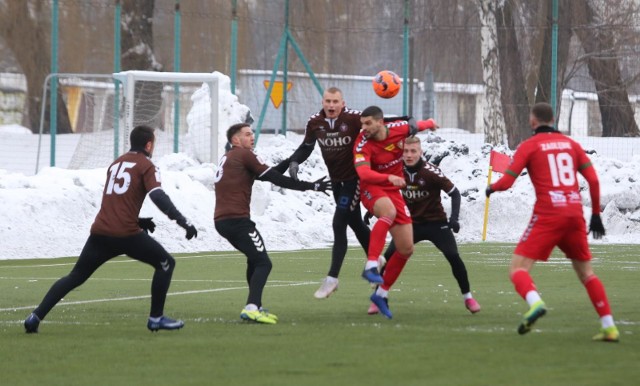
[493,131,593,217]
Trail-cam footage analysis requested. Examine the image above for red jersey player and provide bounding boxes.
[354,105,437,318]
[486,102,618,342]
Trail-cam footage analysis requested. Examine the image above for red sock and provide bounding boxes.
[367,216,393,261]
[584,275,612,317]
[510,269,536,299]
[381,251,410,290]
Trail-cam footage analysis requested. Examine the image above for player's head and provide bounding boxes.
[130,125,155,157]
[322,87,345,119]
[403,136,422,167]
[227,123,254,149]
[530,102,555,129]
[360,106,385,139]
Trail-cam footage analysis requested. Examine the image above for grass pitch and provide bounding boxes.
[0,243,638,385]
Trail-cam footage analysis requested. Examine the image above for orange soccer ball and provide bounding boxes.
[372,70,401,99]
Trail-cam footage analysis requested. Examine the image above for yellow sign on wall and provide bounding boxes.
[263,81,293,109]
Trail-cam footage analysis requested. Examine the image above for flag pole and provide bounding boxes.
[482,166,493,241]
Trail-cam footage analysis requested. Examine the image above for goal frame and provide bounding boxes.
[112,70,220,163]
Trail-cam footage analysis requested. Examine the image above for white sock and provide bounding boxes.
[365,260,379,270]
[601,315,615,329]
[244,303,258,311]
[376,288,389,298]
[326,276,338,284]
[525,290,542,306]
[149,316,162,322]
[463,292,473,300]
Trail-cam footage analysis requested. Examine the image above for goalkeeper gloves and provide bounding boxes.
[589,214,605,239]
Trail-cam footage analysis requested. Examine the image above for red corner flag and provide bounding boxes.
[489,150,511,174]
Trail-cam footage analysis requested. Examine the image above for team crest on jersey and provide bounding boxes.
[340,123,349,132]
[418,179,425,186]
[384,143,396,151]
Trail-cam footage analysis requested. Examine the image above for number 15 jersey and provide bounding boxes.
[492,130,597,217]
[91,151,162,237]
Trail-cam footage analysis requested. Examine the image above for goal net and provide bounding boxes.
[64,71,219,169]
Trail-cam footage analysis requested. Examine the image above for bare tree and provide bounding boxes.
[0,1,71,133]
[572,0,640,137]
[496,0,531,148]
[477,0,507,145]
[120,0,165,130]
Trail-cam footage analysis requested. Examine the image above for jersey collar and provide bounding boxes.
[534,125,559,135]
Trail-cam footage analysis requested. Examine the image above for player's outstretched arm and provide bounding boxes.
[148,188,197,240]
[259,168,331,194]
[272,141,316,180]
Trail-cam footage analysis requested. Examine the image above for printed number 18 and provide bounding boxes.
[547,153,575,187]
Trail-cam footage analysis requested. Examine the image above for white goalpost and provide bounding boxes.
[53,71,220,170]
[113,70,220,164]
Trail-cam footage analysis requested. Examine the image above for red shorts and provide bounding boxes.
[514,214,591,261]
[360,185,412,225]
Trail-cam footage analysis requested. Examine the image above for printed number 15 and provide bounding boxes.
[106,161,136,195]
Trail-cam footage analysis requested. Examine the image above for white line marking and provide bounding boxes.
[0,249,332,270]
[0,281,317,312]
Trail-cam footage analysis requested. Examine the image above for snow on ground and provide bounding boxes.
[1,127,639,260]
[0,71,639,260]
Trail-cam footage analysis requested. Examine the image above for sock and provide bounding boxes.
[583,275,612,318]
[148,316,162,322]
[367,216,393,261]
[380,251,410,290]
[463,292,473,300]
[600,315,615,329]
[365,260,379,270]
[510,269,537,300]
[244,303,258,311]
[325,276,338,284]
[376,287,389,298]
[525,291,542,306]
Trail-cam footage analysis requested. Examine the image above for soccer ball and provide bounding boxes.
[372,70,401,99]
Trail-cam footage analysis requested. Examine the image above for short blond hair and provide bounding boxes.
[404,136,421,146]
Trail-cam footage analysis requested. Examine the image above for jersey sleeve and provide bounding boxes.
[242,149,270,177]
[425,163,455,193]
[141,159,162,193]
[491,142,530,192]
[302,115,319,145]
[575,142,601,214]
[353,135,393,186]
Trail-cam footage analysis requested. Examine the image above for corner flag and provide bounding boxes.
[482,150,511,241]
[489,150,511,174]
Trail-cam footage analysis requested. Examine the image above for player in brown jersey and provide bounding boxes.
[368,137,481,315]
[274,87,371,299]
[24,125,198,333]
[215,123,331,324]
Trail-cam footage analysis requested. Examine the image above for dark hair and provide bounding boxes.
[227,123,250,143]
[361,106,384,120]
[130,125,155,149]
[531,102,554,123]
